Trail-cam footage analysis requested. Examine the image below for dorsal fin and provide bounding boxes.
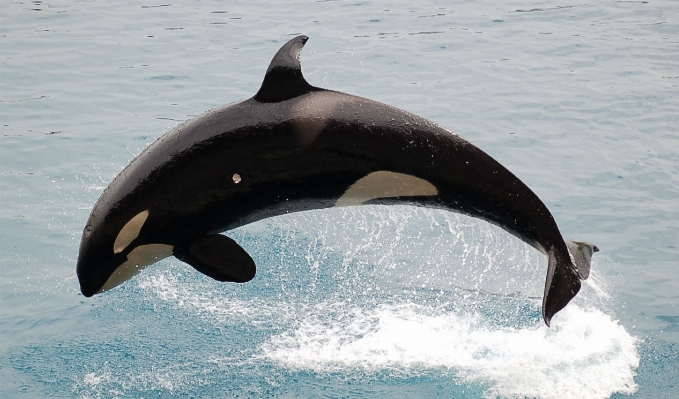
[254,35,318,103]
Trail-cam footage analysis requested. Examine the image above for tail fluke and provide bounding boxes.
[566,240,598,279]
[542,241,599,326]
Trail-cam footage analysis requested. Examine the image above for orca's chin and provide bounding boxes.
[76,273,100,297]
[76,262,102,297]
[80,285,97,298]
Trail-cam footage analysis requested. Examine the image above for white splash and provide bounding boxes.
[135,208,640,399]
[259,303,639,399]
[138,274,297,326]
[82,371,113,388]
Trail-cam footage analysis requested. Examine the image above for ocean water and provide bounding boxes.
[1,0,677,398]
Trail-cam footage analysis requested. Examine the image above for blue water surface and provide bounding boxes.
[1,1,678,398]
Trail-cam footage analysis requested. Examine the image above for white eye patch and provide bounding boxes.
[336,171,438,207]
[113,210,149,254]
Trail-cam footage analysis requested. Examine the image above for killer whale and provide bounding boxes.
[76,35,597,326]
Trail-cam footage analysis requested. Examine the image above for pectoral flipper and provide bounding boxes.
[175,234,256,283]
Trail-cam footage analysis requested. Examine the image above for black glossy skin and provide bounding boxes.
[77,36,581,324]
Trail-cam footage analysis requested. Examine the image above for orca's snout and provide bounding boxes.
[75,232,112,297]
[76,254,101,297]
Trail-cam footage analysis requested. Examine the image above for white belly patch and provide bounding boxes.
[99,243,174,293]
[335,171,438,207]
